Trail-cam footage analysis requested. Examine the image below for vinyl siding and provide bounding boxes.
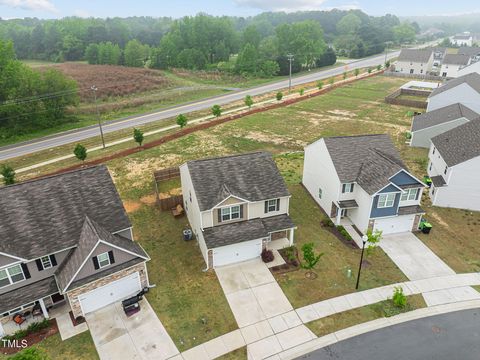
[370,192,401,218]
[427,84,480,114]
[411,118,470,148]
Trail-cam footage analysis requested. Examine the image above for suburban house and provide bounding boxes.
[458,47,480,63]
[0,166,150,336]
[180,152,296,268]
[395,49,434,75]
[432,47,447,67]
[427,120,480,211]
[410,103,479,148]
[440,54,471,78]
[303,135,426,236]
[451,34,473,47]
[457,60,480,77]
[427,73,480,114]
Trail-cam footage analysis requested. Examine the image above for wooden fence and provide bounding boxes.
[158,195,184,211]
[153,167,183,211]
[383,71,445,81]
[385,88,428,109]
[153,167,180,182]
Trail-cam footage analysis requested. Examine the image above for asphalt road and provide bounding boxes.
[0,51,400,161]
[299,308,480,360]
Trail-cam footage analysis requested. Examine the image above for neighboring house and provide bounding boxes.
[432,47,447,67]
[427,73,480,114]
[180,152,296,268]
[458,47,480,63]
[0,166,150,335]
[440,54,471,78]
[427,120,480,211]
[303,135,426,236]
[410,103,479,148]
[457,60,480,77]
[451,34,473,47]
[395,49,434,75]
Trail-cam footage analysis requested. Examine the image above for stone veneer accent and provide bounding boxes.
[368,219,375,232]
[207,250,213,269]
[271,231,287,241]
[67,262,148,318]
[330,203,338,218]
[412,214,422,232]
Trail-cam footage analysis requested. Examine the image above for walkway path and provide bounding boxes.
[380,233,480,306]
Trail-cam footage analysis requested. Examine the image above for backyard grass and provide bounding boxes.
[306,294,427,338]
[0,332,98,360]
[217,347,247,360]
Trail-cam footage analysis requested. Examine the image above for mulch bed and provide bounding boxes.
[270,247,301,274]
[0,319,58,355]
[69,311,86,326]
[32,70,384,182]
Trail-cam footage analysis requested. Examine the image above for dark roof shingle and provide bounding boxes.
[0,166,131,260]
[430,73,480,97]
[186,152,290,211]
[431,120,480,166]
[398,49,433,63]
[411,103,479,131]
[442,54,470,65]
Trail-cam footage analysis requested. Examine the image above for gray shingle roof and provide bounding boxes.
[56,217,147,292]
[0,166,131,260]
[431,120,480,166]
[203,214,295,248]
[430,73,480,97]
[186,152,290,211]
[458,47,480,57]
[454,35,472,40]
[322,134,407,195]
[397,205,425,215]
[442,54,470,65]
[0,276,58,314]
[398,49,433,63]
[411,103,479,131]
[431,175,446,187]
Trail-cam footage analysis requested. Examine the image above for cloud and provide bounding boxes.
[234,0,359,12]
[0,0,58,13]
[74,9,91,18]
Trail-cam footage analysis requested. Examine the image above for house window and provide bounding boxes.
[378,193,396,208]
[265,199,280,213]
[318,188,323,199]
[342,183,354,193]
[41,256,52,270]
[429,162,432,171]
[0,264,25,288]
[97,252,110,268]
[401,188,418,201]
[433,147,436,155]
[444,166,448,175]
[221,205,241,221]
[189,191,192,203]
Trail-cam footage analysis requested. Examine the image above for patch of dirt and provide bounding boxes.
[123,200,141,213]
[1,320,58,355]
[244,131,307,147]
[429,211,449,228]
[140,194,157,205]
[327,109,357,117]
[122,154,183,188]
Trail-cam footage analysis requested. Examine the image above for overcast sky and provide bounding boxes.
[0,0,478,19]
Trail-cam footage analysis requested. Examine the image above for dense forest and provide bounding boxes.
[0,10,418,76]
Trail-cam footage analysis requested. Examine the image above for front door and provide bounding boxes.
[341,209,348,217]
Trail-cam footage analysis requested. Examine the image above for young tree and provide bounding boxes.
[133,128,144,146]
[329,77,335,86]
[301,243,324,273]
[365,228,383,255]
[124,39,148,67]
[244,95,254,109]
[299,88,305,96]
[0,165,16,185]
[73,144,87,162]
[212,105,222,118]
[343,72,347,80]
[176,114,188,128]
[276,92,283,101]
[317,81,323,89]
[354,68,360,77]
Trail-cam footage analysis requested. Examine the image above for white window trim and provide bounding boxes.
[267,199,278,212]
[318,188,323,199]
[221,205,241,221]
[41,256,53,270]
[378,193,396,208]
[97,252,110,269]
[401,188,418,201]
[342,183,354,193]
[0,264,25,289]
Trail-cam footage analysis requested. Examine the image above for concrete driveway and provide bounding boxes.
[215,259,293,328]
[381,232,480,306]
[86,299,179,360]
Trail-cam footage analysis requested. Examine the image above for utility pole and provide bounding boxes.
[91,85,106,149]
[287,54,294,92]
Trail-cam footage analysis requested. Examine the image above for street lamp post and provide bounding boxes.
[287,54,294,92]
[91,85,106,149]
[355,235,369,290]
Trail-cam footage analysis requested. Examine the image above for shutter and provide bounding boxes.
[108,251,115,264]
[21,263,31,279]
[217,209,222,223]
[240,205,244,218]
[276,199,280,211]
[342,184,346,193]
[92,257,100,270]
[50,254,57,267]
[351,184,355,192]
[415,188,420,200]
[36,259,44,271]
[264,201,268,213]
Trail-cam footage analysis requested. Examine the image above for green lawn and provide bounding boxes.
[306,295,427,337]
[0,332,98,360]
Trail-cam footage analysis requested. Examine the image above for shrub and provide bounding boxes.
[368,68,372,74]
[276,91,283,101]
[261,249,274,263]
[392,286,407,308]
[301,242,324,270]
[299,88,305,96]
[342,72,347,80]
[73,144,87,162]
[329,77,335,85]
[244,95,253,108]
[317,81,323,89]
[354,68,360,77]
[211,104,222,117]
[11,348,48,360]
[133,128,144,146]
[377,64,382,71]
[283,246,297,262]
[1,164,15,185]
[176,114,188,128]
[336,225,353,241]
[321,217,334,227]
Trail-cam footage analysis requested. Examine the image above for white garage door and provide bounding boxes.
[374,215,415,235]
[213,240,262,267]
[78,272,141,315]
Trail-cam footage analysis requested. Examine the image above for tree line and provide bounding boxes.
[0,11,418,76]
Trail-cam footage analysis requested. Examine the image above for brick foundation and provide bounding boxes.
[67,262,148,318]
